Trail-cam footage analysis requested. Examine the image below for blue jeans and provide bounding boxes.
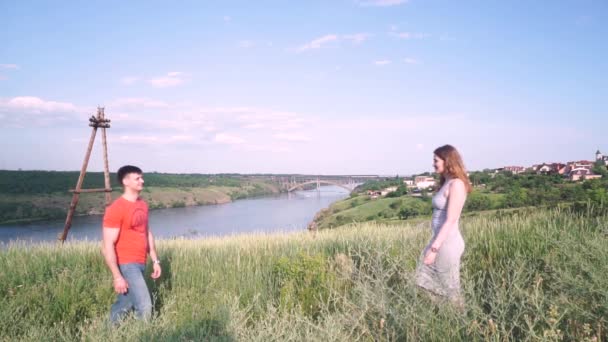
[110,263,152,323]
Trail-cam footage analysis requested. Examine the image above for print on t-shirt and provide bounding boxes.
[130,207,148,234]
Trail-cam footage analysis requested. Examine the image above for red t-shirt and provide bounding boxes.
[103,197,149,265]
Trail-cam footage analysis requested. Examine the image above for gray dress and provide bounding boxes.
[415,179,465,301]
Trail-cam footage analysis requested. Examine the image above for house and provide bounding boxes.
[596,150,608,166]
[381,186,398,196]
[563,161,593,176]
[569,169,602,181]
[536,163,554,174]
[403,179,414,187]
[499,166,526,174]
[535,163,566,175]
[414,176,436,189]
[367,190,382,199]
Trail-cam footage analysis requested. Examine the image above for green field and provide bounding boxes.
[313,173,608,230]
[1,206,606,341]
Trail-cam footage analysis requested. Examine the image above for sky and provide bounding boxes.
[1,0,607,175]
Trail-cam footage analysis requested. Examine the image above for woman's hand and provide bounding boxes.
[423,250,437,265]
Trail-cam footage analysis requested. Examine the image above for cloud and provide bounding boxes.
[120,76,139,86]
[110,97,169,110]
[404,58,419,64]
[296,33,373,52]
[148,72,186,88]
[0,75,6,81]
[238,40,255,48]
[0,96,87,128]
[374,60,391,66]
[297,34,339,52]
[0,96,77,113]
[392,32,431,40]
[358,0,408,7]
[0,64,19,70]
[115,134,197,146]
[343,33,372,44]
[223,16,231,22]
[214,133,245,145]
[273,133,311,142]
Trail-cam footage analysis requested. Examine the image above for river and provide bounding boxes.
[0,186,349,244]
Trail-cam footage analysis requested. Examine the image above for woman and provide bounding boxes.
[416,144,472,308]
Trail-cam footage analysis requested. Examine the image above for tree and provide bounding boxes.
[592,160,608,177]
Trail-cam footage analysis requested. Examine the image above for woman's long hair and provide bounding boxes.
[434,144,472,193]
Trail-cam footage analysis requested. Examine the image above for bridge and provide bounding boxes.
[278,175,378,193]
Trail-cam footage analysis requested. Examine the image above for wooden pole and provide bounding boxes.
[100,110,112,206]
[59,107,112,243]
[59,125,98,243]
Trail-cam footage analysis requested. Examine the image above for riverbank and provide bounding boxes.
[1,206,606,340]
[0,181,280,225]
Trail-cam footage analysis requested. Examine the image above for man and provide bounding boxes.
[102,165,162,323]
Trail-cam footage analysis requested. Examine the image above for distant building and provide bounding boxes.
[367,190,382,199]
[403,179,414,187]
[596,150,608,166]
[535,163,566,175]
[381,186,398,196]
[536,163,553,174]
[569,169,602,182]
[498,166,526,174]
[415,176,436,189]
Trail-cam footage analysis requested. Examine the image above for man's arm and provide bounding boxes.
[103,228,128,293]
[148,229,162,279]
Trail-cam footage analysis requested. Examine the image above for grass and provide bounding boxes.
[314,195,431,229]
[1,205,607,341]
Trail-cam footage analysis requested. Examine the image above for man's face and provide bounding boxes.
[122,172,144,192]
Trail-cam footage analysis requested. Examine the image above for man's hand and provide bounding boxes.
[113,277,129,294]
[423,250,437,265]
[151,263,162,279]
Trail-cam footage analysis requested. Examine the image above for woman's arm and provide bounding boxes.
[432,179,466,250]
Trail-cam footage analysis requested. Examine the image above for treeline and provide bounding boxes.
[316,169,608,229]
[466,172,608,211]
[0,170,252,194]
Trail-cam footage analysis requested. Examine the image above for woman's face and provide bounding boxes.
[433,154,445,174]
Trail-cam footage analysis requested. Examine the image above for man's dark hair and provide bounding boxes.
[117,165,143,185]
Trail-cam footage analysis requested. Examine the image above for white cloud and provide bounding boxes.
[148,72,186,88]
[214,133,245,145]
[392,32,431,40]
[273,133,311,142]
[223,16,231,22]
[240,144,291,153]
[118,135,160,144]
[297,34,339,52]
[110,97,169,110]
[358,0,408,7]
[120,76,139,85]
[439,34,457,42]
[238,40,255,48]
[374,60,391,66]
[0,75,6,81]
[115,134,197,145]
[296,33,372,52]
[1,96,77,113]
[0,96,87,128]
[343,33,372,44]
[0,64,19,70]
[404,58,419,64]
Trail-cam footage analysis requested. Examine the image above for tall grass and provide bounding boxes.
[1,206,606,341]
